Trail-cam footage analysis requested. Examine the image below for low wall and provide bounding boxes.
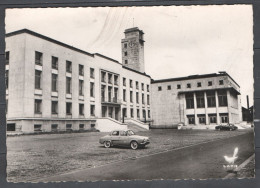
[96,118,127,132]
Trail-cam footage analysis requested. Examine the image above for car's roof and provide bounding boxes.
[111,129,133,132]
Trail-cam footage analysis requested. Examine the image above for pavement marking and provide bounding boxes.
[31,131,251,182]
[224,154,255,179]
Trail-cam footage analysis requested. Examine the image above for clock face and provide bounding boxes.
[129,41,136,48]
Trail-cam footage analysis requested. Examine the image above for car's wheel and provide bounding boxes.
[130,141,138,150]
[104,141,111,148]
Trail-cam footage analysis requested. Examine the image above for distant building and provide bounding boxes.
[150,73,242,128]
[5,28,151,133]
[242,106,253,122]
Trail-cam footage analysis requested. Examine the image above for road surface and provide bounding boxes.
[36,131,254,182]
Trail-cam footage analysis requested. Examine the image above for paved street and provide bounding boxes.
[7,129,254,182]
[37,130,254,182]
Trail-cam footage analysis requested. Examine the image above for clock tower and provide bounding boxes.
[121,27,145,73]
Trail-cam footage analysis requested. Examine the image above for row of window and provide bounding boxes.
[35,99,95,116]
[128,108,151,119]
[122,89,150,104]
[123,77,149,92]
[185,90,228,109]
[187,113,228,125]
[34,51,95,77]
[101,71,119,85]
[33,123,96,132]
[158,80,224,91]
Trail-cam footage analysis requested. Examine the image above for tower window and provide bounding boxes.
[124,51,127,56]
[125,60,128,64]
[208,81,212,86]
[124,43,127,48]
[167,85,171,90]
[197,82,201,87]
[177,84,181,89]
[219,80,224,85]
[158,86,162,91]
[187,83,191,88]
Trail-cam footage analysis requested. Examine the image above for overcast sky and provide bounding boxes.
[5,5,253,107]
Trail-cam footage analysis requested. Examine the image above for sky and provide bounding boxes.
[5,5,253,107]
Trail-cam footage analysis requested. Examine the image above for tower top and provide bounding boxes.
[121,27,145,73]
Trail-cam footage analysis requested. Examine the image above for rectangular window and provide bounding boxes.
[125,60,128,64]
[147,85,150,92]
[137,109,140,118]
[52,74,58,92]
[185,93,194,109]
[197,82,201,87]
[79,80,84,96]
[136,81,139,89]
[66,124,72,131]
[35,70,42,89]
[209,114,217,124]
[34,124,42,132]
[108,107,113,118]
[147,95,150,105]
[52,56,58,70]
[130,108,134,118]
[141,83,144,91]
[148,110,150,118]
[34,99,42,114]
[108,86,112,102]
[219,80,224,85]
[90,82,95,97]
[79,104,84,115]
[90,105,95,116]
[167,85,171,90]
[5,51,9,65]
[114,75,118,85]
[79,124,85,130]
[101,85,106,102]
[51,124,58,131]
[114,88,118,101]
[208,81,212,86]
[66,102,72,115]
[101,71,106,82]
[123,77,126,86]
[108,73,112,84]
[136,92,139,103]
[177,84,181,89]
[187,83,191,88]
[130,91,133,103]
[51,101,58,114]
[5,70,8,89]
[198,115,206,124]
[123,89,126,102]
[187,115,195,125]
[124,43,127,48]
[124,51,127,56]
[207,91,216,107]
[196,92,205,108]
[158,86,162,91]
[78,64,84,76]
[35,51,43,65]
[66,61,72,73]
[142,93,145,104]
[143,110,146,119]
[218,90,228,106]
[90,68,95,78]
[66,77,71,94]
[130,80,133,88]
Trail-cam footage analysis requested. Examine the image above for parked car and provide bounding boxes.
[215,124,238,131]
[99,130,150,150]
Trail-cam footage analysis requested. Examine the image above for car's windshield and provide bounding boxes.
[127,130,135,136]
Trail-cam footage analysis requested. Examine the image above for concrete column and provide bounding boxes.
[204,91,209,125]
[183,95,188,125]
[193,92,198,125]
[226,90,231,123]
[215,90,220,124]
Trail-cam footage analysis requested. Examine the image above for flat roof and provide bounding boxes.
[152,72,240,88]
[6,29,151,77]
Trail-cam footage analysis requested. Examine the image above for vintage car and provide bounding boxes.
[99,130,150,150]
[215,124,238,131]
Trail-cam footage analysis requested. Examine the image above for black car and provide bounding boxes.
[215,124,238,131]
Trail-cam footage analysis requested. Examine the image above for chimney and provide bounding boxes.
[247,95,249,109]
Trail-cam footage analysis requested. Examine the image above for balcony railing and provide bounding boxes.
[101,97,121,105]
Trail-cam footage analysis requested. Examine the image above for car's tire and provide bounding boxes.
[104,141,111,148]
[130,141,138,150]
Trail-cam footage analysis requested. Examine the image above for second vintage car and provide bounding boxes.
[215,124,238,131]
[99,129,150,150]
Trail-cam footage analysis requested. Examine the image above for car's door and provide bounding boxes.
[110,131,120,145]
[118,131,128,146]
